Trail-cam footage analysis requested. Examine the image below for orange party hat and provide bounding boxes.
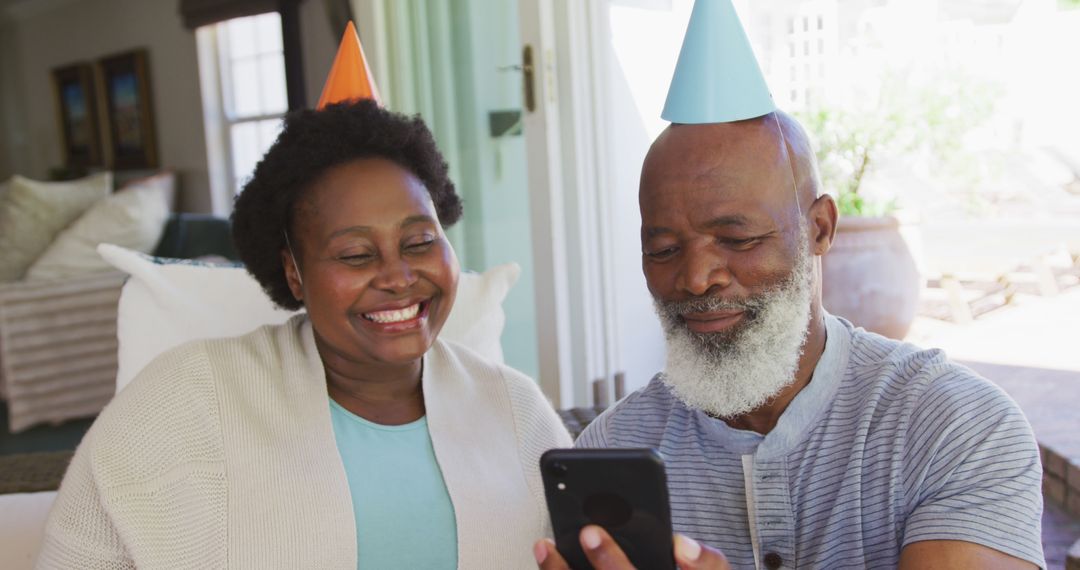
[316,21,382,109]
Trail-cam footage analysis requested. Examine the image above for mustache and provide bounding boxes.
[656,294,767,317]
[654,261,805,324]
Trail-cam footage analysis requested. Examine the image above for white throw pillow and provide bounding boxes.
[98,244,520,392]
[440,263,519,363]
[0,173,112,282]
[25,178,171,281]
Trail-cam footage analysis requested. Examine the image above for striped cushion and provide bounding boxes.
[0,273,125,432]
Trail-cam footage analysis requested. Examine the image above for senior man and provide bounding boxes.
[534,2,1044,569]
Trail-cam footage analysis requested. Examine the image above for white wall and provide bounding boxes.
[1,0,334,213]
[6,0,211,209]
[299,2,338,117]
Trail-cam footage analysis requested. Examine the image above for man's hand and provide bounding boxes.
[533,525,730,570]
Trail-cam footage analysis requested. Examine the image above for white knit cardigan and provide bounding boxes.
[37,315,572,569]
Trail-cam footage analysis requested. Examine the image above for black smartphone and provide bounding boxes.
[540,448,675,570]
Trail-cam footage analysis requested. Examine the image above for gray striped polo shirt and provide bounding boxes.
[577,315,1044,569]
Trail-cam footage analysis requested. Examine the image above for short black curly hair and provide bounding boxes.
[231,99,462,310]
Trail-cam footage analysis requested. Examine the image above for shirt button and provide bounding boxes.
[764,552,783,569]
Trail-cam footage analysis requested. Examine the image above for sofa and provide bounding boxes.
[0,171,241,432]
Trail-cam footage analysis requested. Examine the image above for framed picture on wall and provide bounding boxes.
[99,49,158,169]
[51,63,103,169]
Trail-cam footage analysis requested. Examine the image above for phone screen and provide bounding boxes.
[540,448,676,570]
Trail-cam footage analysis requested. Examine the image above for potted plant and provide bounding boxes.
[800,66,999,339]
[799,106,922,339]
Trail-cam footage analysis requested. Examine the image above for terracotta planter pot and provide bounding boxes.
[821,216,922,340]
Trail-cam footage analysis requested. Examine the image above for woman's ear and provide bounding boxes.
[281,248,304,301]
[808,194,838,256]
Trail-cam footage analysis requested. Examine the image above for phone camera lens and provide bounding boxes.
[549,461,568,478]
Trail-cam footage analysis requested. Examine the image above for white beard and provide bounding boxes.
[654,240,813,419]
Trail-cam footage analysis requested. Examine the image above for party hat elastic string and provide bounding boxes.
[772,113,804,215]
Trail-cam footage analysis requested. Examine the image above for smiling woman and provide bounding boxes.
[279,156,460,423]
[35,99,573,569]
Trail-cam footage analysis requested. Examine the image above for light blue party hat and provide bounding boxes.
[661,0,776,124]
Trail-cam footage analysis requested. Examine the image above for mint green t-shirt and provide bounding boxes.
[329,400,458,569]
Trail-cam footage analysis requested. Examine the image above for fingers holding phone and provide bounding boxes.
[673,534,731,569]
[532,529,731,570]
[533,527,633,570]
[540,449,674,568]
[538,449,731,570]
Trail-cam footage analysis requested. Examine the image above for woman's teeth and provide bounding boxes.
[363,303,421,324]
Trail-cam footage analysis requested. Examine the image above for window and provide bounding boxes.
[196,12,288,207]
[217,13,287,193]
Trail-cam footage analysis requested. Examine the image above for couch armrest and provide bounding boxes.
[0,273,125,432]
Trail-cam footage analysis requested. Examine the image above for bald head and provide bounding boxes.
[772,111,821,206]
[641,111,820,214]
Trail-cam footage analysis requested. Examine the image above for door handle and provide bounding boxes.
[522,44,536,113]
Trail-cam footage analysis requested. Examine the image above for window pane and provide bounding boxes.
[206,12,288,198]
[259,54,288,114]
[231,58,260,118]
[226,17,257,59]
[230,122,260,191]
[257,118,282,151]
[255,12,283,53]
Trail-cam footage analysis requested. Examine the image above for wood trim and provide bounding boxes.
[279,0,306,110]
[179,0,281,29]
